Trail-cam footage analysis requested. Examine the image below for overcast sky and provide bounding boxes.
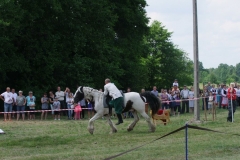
[145,0,240,69]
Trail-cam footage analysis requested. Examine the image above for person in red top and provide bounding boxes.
[227,83,237,122]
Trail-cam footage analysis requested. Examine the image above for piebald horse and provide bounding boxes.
[74,86,161,134]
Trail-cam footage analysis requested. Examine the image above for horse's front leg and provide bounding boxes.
[139,111,156,132]
[106,115,118,133]
[88,113,102,134]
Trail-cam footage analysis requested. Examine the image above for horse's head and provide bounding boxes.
[73,86,85,104]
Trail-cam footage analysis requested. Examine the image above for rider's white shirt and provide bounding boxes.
[104,83,122,99]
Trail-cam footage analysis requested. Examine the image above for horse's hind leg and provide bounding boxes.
[139,111,156,132]
[127,110,139,132]
[107,115,117,133]
[88,113,102,134]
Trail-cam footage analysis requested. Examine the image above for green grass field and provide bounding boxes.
[1,109,240,160]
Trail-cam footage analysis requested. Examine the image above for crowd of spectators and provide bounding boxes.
[1,80,240,121]
[148,80,240,117]
[0,86,94,121]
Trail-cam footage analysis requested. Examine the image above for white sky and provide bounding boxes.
[146,0,240,69]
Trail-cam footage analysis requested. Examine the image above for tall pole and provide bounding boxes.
[193,0,200,121]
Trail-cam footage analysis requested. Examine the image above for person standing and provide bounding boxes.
[207,82,212,92]
[188,87,194,113]
[55,86,66,116]
[104,78,123,125]
[41,93,49,120]
[151,86,159,97]
[208,92,214,114]
[11,88,18,119]
[66,92,74,120]
[160,90,169,109]
[49,91,55,118]
[16,91,26,121]
[227,83,237,122]
[180,85,189,113]
[80,99,86,119]
[53,98,61,120]
[0,87,14,121]
[169,91,176,115]
[221,85,228,109]
[174,92,181,116]
[217,84,223,109]
[202,86,209,110]
[172,85,180,95]
[236,85,240,107]
[26,91,36,120]
[211,85,217,109]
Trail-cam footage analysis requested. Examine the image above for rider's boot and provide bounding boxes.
[115,114,123,125]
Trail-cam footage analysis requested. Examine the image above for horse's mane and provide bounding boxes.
[83,86,104,95]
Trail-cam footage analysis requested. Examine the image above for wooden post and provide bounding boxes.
[204,97,207,121]
[193,0,200,121]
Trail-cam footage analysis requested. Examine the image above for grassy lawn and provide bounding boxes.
[1,108,240,160]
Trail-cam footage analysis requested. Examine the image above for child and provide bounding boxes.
[53,98,60,120]
[172,79,179,87]
[208,92,214,114]
[87,99,94,119]
[74,104,82,120]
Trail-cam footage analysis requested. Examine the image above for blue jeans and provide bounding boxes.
[50,104,54,114]
[4,103,12,112]
[17,106,25,114]
[67,104,73,118]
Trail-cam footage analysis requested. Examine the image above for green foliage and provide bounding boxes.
[142,21,193,89]
[0,0,149,95]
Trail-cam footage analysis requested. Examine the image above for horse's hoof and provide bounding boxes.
[127,128,133,132]
[88,128,94,134]
[112,129,117,133]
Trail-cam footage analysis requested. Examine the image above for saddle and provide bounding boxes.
[103,90,125,109]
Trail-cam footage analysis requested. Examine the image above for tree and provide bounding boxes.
[143,21,193,89]
[0,0,150,97]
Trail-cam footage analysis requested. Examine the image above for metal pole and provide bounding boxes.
[185,123,188,160]
[193,0,200,121]
[231,93,233,122]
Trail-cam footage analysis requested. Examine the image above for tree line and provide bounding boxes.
[2,0,233,99]
[200,62,240,85]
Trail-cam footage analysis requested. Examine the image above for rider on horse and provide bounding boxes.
[104,78,123,125]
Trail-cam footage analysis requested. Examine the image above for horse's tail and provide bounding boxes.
[140,91,161,116]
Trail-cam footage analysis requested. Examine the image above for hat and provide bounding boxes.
[54,97,58,100]
[29,91,33,94]
[184,85,187,87]
[19,90,23,93]
[175,79,178,81]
